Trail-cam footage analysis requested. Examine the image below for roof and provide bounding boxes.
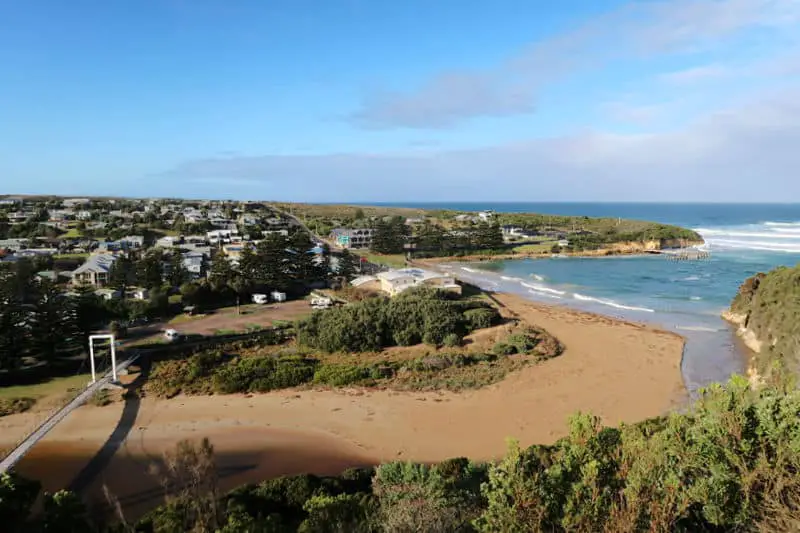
[72,254,117,275]
[350,275,377,287]
[377,268,448,283]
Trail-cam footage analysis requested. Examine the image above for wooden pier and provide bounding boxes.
[651,249,711,261]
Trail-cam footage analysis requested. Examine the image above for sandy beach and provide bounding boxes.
[1,292,685,517]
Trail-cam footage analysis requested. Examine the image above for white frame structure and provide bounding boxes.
[88,334,117,384]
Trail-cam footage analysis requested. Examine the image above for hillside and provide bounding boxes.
[726,263,800,376]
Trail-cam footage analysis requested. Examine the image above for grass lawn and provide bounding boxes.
[360,252,407,268]
[0,373,92,401]
[54,252,89,260]
[512,241,557,254]
[168,294,183,304]
[62,228,82,238]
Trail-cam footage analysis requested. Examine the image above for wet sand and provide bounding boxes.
[2,292,685,518]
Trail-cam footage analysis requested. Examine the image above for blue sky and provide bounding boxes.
[2,0,800,202]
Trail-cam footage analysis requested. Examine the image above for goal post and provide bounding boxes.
[88,334,117,384]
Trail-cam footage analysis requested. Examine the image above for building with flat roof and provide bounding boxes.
[375,268,461,297]
[330,228,374,249]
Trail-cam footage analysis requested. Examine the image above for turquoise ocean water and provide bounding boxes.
[378,203,800,394]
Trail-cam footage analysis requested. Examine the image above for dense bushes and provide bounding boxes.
[492,327,563,359]
[297,288,501,353]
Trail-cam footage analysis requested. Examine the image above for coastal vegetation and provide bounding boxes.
[728,263,800,375]
[296,287,501,352]
[6,375,800,532]
[144,288,558,397]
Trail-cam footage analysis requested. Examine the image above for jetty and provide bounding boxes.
[649,249,711,261]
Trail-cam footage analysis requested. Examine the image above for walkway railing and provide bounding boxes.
[0,352,140,474]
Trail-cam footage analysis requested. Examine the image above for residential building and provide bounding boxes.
[63,198,91,208]
[182,251,207,278]
[330,228,374,249]
[156,236,181,248]
[119,235,144,249]
[95,288,121,300]
[207,229,239,244]
[71,254,117,287]
[478,210,495,221]
[0,238,30,251]
[375,268,461,296]
[16,248,58,258]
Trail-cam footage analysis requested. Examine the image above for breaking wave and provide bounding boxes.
[521,282,566,296]
[696,222,800,254]
[573,293,655,313]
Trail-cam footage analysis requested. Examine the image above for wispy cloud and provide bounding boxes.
[166,86,800,202]
[659,64,731,84]
[350,0,800,129]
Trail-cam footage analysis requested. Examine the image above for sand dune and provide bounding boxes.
[3,292,685,517]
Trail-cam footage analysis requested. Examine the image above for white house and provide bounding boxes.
[376,268,461,297]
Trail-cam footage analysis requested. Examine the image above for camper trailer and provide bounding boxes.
[252,293,268,304]
[270,291,287,302]
[310,296,333,310]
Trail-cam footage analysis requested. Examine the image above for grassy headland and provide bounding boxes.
[725,263,800,378]
[272,202,703,259]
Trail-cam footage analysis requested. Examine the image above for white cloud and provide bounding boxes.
[349,0,800,129]
[167,87,800,202]
[659,64,731,84]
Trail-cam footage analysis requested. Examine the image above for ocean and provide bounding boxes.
[379,202,800,394]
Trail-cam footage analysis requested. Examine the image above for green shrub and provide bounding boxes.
[443,333,462,348]
[492,342,516,356]
[0,397,36,417]
[463,308,500,331]
[313,364,370,387]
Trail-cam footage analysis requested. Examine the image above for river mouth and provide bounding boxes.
[442,259,751,396]
[14,428,375,521]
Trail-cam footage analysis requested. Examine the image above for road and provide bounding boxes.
[0,352,140,474]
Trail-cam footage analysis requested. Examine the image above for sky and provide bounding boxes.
[2,0,800,202]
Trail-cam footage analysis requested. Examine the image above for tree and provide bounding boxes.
[168,251,188,288]
[136,251,164,290]
[28,279,81,363]
[289,231,316,287]
[254,234,291,291]
[109,255,135,296]
[0,273,25,371]
[337,250,358,281]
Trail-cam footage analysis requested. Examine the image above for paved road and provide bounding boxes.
[0,352,140,474]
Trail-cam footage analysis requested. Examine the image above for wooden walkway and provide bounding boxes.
[0,352,140,474]
[651,249,711,261]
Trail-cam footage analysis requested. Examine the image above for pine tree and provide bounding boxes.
[0,270,26,371]
[109,255,135,295]
[255,233,291,291]
[29,279,81,362]
[338,250,358,280]
[136,251,164,289]
[168,251,188,288]
[288,231,316,286]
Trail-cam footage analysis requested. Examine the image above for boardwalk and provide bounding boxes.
[0,352,140,474]
[650,249,711,261]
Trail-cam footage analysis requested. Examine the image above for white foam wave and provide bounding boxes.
[690,296,703,301]
[501,275,524,282]
[709,239,800,253]
[530,274,545,281]
[764,221,800,227]
[682,275,700,281]
[461,267,478,273]
[573,293,655,313]
[521,282,566,296]
[676,326,721,333]
[696,229,800,240]
[528,289,562,300]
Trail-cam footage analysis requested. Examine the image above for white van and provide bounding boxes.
[164,329,180,341]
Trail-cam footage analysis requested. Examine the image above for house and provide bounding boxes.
[557,239,570,247]
[478,210,495,222]
[501,225,524,236]
[156,236,181,248]
[182,251,206,278]
[0,238,30,251]
[238,214,259,226]
[63,198,91,208]
[76,210,93,221]
[207,229,239,244]
[71,254,117,287]
[330,228,374,249]
[376,268,461,297]
[119,235,144,249]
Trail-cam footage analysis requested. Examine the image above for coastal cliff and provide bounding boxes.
[724,266,800,379]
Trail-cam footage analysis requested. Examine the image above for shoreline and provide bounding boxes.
[1,291,686,518]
